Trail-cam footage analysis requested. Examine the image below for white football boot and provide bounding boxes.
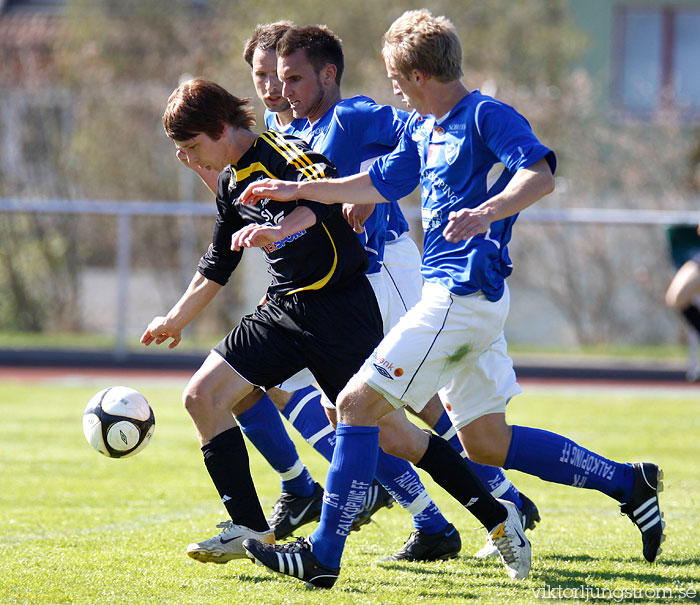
[186,520,275,564]
[486,500,532,580]
[475,491,540,558]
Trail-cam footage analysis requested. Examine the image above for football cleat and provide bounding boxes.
[186,520,274,564]
[519,492,541,531]
[486,500,531,580]
[350,480,394,531]
[243,537,340,589]
[379,523,461,562]
[267,482,324,540]
[475,491,540,558]
[620,462,665,563]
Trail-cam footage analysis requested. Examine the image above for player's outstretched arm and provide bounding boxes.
[443,158,555,243]
[140,272,222,348]
[239,172,385,206]
[230,206,316,251]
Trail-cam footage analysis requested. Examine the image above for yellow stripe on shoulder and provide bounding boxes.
[261,131,328,181]
[286,223,338,295]
[235,162,276,182]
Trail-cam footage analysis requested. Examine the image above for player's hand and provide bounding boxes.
[176,149,219,181]
[343,203,375,234]
[140,316,182,349]
[175,148,191,167]
[231,224,280,251]
[443,208,490,242]
[239,179,299,205]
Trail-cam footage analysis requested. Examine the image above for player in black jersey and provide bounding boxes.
[141,78,383,563]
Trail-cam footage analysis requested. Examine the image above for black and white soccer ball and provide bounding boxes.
[82,386,155,458]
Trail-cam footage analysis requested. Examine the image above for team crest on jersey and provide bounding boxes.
[444,141,459,165]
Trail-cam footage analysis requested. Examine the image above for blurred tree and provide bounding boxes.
[1,0,696,345]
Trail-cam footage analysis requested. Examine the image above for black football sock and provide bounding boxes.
[416,432,507,530]
[681,304,700,335]
[201,426,269,532]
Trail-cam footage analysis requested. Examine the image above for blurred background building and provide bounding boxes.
[1,0,699,362]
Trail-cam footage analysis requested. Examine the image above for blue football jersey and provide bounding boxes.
[294,96,411,273]
[263,109,306,135]
[385,201,410,242]
[369,90,556,300]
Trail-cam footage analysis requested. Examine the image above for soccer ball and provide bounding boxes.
[83,386,155,458]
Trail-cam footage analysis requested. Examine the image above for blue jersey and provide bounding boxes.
[263,109,306,135]
[385,201,410,242]
[369,90,556,300]
[295,96,410,273]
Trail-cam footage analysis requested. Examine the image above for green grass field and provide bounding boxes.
[1,376,698,604]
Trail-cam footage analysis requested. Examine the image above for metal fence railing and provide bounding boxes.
[2,198,698,360]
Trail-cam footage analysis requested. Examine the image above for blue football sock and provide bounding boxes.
[310,424,379,569]
[504,425,635,502]
[375,448,448,534]
[433,410,522,509]
[466,459,523,509]
[280,386,335,462]
[237,395,315,497]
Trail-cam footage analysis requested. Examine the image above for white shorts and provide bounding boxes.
[276,367,316,393]
[383,233,423,327]
[281,234,423,406]
[356,281,521,429]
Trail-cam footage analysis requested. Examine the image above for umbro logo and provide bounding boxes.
[373,364,394,380]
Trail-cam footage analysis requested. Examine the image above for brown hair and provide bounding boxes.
[163,79,256,141]
[277,25,344,85]
[242,20,295,67]
[382,9,463,82]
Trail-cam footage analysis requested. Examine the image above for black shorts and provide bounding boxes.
[214,275,383,404]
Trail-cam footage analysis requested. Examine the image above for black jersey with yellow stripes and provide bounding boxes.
[197,130,369,297]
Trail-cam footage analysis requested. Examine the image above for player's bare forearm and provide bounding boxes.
[443,158,554,242]
[239,172,386,206]
[481,158,554,221]
[277,206,317,237]
[231,206,317,251]
[140,272,221,348]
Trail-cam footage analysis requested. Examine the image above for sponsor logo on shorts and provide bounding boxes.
[444,402,452,411]
[373,364,393,380]
[372,351,400,378]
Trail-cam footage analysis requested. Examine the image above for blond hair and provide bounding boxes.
[382,9,463,82]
